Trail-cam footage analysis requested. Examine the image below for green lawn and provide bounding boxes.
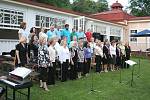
[22,58,150,100]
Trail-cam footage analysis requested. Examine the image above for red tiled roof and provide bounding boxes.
[10,0,125,26]
[91,10,135,22]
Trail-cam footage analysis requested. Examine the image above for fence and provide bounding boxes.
[0,39,18,55]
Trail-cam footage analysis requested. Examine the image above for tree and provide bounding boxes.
[36,0,108,14]
[96,0,109,12]
[72,0,108,14]
[129,0,150,16]
[36,0,71,9]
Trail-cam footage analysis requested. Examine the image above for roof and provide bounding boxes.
[5,0,125,26]
[111,1,123,8]
[91,10,135,22]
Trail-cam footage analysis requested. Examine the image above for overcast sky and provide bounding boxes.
[70,0,130,9]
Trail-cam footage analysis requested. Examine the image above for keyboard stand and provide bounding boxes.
[0,80,32,100]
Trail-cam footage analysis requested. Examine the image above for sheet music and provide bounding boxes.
[0,79,18,86]
[9,67,32,79]
[125,60,137,66]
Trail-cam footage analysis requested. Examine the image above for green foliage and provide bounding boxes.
[36,0,71,9]
[36,0,108,14]
[129,0,150,16]
[72,0,108,14]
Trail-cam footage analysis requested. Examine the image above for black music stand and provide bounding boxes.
[119,67,122,83]
[137,58,141,78]
[125,60,137,87]
[88,62,101,94]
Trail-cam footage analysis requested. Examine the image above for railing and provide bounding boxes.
[0,39,19,55]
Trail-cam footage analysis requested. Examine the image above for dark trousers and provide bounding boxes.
[47,62,56,85]
[84,58,91,74]
[39,67,48,82]
[95,55,102,72]
[61,60,69,82]
[116,56,121,68]
[121,55,126,68]
[70,61,78,80]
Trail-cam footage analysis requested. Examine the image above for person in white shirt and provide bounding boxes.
[39,27,48,42]
[47,37,56,85]
[90,37,96,54]
[69,36,78,48]
[110,40,116,71]
[94,40,103,73]
[118,41,126,68]
[90,37,96,68]
[59,40,70,82]
[54,37,61,59]
[18,22,29,42]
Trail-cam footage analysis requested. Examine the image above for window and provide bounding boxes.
[110,27,121,36]
[35,15,66,29]
[90,24,106,34]
[130,30,137,34]
[74,19,78,31]
[0,8,24,29]
[130,37,137,42]
[73,16,85,31]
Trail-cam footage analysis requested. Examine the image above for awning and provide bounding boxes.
[130,29,150,37]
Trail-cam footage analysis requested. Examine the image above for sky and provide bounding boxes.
[70,0,130,9]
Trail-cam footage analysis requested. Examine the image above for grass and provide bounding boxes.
[7,58,150,100]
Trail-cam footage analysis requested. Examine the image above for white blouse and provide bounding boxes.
[48,46,56,62]
[59,46,70,63]
[18,28,28,39]
[54,42,61,58]
[110,45,116,56]
[95,45,103,57]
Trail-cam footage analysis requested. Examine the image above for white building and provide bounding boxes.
[0,0,125,54]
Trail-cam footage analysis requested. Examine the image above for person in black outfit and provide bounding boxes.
[15,36,29,67]
[103,40,110,72]
[28,35,39,63]
[125,42,131,68]
[94,40,103,73]
[70,42,78,80]
[116,43,122,70]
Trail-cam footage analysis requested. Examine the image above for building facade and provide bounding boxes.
[0,0,124,54]
[92,1,150,51]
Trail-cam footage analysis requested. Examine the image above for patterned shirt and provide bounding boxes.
[78,47,84,62]
[38,45,50,67]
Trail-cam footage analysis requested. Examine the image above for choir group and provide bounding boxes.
[15,22,131,91]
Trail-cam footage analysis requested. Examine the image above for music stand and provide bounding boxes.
[125,60,137,87]
[137,59,141,78]
[119,67,122,83]
[88,60,101,94]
